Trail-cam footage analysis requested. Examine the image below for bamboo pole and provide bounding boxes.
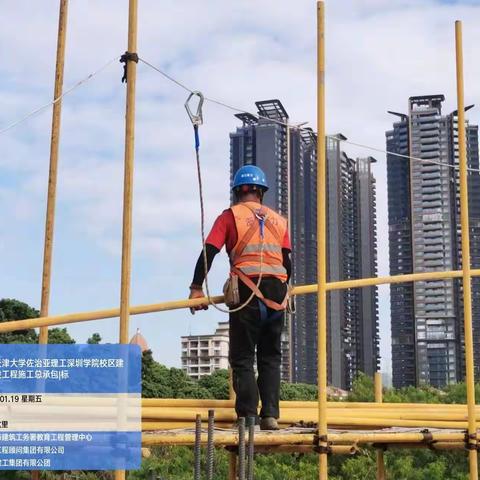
[141,417,471,430]
[39,0,69,344]
[7,266,480,335]
[33,3,69,480]
[141,431,466,447]
[37,395,480,411]
[455,20,478,480]
[228,368,236,479]
[119,0,139,345]
[140,407,480,423]
[374,373,386,480]
[117,0,139,479]
[140,397,480,409]
[316,2,328,479]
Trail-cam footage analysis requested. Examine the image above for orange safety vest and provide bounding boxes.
[229,201,288,282]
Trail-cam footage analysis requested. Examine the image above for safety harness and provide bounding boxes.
[230,205,289,314]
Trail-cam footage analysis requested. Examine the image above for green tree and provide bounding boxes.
[347,372,375,402]
[168,368,196,398]
[87,333,102,344]
[280,382,317,401]
[383,384,443,404]
[0,298,38,343]
[48,327,76,344]
[142,350,174,398]
[0,299,78,345]
[198,369,229,399]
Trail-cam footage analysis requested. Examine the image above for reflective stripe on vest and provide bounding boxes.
[239,265,287,276]
[230,201,288,282]
[243,243,282,254]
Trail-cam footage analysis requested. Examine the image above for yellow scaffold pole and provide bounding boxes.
[34,2,69,479]
[375,372,386,480]
[317,2,328,479]
[117,0,139,478]
[39,0,69,345]
[455,20,478,480]
[5,268,480,334]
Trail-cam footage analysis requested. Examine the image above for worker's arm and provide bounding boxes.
[189,210,229,313]
[283,248,292,282]
[282,224,292,282]
[191,244,220,287]
[189,244,220,313]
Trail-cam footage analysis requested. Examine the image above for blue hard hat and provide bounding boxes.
[232,165,269,191]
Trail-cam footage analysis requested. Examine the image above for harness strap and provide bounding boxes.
[230,220,259,264]
[233,254,284,265]
[264,218,283,244]
[232,267,288,311]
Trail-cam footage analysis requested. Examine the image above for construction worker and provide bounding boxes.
[189,165,292,430]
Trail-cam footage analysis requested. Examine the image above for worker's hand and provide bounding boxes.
[189,287,208,314]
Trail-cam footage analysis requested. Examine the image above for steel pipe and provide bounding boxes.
[194,414,202,480]
[238,418,246,480]
[247,417,255,480]
[207,410,215,480]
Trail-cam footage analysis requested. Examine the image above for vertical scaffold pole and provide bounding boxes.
[455,20,478,480]
[39,0,69,345]
[286,121,294,384]
[33,3,69,480]
[117,0,139,479]
[375,372,386,480]
[316,2,328,479]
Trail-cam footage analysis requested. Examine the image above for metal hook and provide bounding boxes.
[185,91,204,126]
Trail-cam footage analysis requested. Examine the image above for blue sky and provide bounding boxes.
[1,0,480,375]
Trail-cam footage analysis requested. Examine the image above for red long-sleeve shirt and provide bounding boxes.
[205,209,291,254]
[191,208,292,286]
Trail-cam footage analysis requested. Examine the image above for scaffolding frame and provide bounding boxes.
[6,1,477,479]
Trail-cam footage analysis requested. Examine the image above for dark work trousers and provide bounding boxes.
[229,276,287,419]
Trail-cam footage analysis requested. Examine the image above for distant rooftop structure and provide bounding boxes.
[255,99,289,121]
[300,127,317,145]
[130,328,149,352]
[409,94,445,110]
[234,112,258,126]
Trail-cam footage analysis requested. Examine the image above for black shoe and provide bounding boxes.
[260,417,279,430]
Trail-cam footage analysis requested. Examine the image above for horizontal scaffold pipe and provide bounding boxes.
[3,268,480,333]
[141,431,466,447]
[141,419,469,429]
[141,407,480,423]
[141,399,480,410]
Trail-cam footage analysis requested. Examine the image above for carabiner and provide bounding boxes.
[255,211,267,239]
[185,91,205,126]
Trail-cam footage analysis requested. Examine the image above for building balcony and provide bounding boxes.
[421,151,442,159]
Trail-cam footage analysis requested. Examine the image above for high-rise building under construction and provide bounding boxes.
[229,99,380,389]
[386,95,480,388]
